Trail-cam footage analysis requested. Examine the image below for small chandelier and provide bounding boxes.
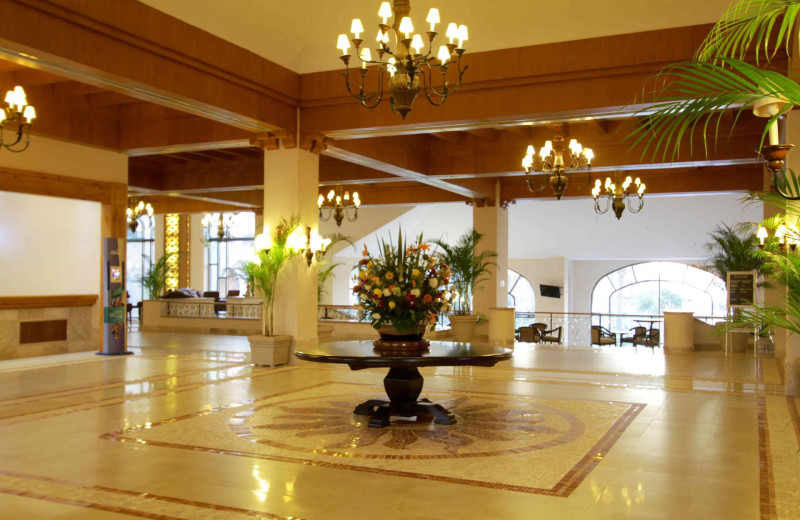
[256,226,331,267]
[521,132,594,199]
[202,212,235,241]
[318,185,361,227]
[592,175,646,220]
[336,1,468,119]
[0,86,36,152]
[126,200,154,233]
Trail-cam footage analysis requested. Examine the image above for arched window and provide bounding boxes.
[591,262,726,317]
[508,269,535,312]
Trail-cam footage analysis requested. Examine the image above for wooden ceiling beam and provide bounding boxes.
[0,0,300,139]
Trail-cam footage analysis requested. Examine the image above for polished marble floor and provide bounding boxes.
[0,330,797,519]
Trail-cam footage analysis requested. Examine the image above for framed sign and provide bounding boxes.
[727,271,756,308]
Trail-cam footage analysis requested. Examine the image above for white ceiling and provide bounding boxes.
[139,0,733,74]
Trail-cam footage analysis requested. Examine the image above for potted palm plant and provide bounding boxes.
[138,253,173,299]
[248,215,302,366]
[431,228,498,342]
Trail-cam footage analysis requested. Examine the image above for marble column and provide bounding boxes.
[261,146,320,344]
[471,183,509,317]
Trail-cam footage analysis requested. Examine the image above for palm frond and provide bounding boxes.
[697,0,800,63]
[628,58,797,162]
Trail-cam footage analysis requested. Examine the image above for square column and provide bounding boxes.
[262,147,320,343]
[472,196,509,317]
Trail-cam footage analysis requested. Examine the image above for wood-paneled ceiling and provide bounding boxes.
[0,1,771,213]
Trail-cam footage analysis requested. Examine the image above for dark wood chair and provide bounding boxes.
[591,325,617,346]
[620,326,648,345]
[642,329,660,347]
[516,323,547,343]
[539,325,562,344]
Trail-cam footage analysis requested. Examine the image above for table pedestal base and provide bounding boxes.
[353,366,456,428]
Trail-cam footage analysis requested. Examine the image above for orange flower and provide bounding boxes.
[423,294,433,303]
[419,243,430,251]
[362,244,369,257]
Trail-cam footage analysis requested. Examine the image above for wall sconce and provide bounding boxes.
[288,226,332,266]
[757,222,799,252]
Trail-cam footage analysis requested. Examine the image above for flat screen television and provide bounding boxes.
[540,284,561,298]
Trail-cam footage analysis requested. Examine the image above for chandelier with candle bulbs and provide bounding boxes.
[202,212,235,241]
[0,86,36,152]
[591,174,646,220]
[336,0,468,119]
[521,131,594,199]
[127,200,154,233]
[318,185,360,227]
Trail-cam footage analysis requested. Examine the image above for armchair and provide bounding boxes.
[620,326,647,345]
[516,323,548,343]
[591,325,617,346]
[539,324,562,344]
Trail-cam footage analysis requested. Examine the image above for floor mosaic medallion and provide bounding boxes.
[102,381,645,497]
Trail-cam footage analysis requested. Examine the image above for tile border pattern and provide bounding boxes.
[758,397,776,520]
[102,380,646,498]
[0,469,302,520]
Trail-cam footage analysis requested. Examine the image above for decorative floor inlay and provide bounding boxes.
[102,381,645,497]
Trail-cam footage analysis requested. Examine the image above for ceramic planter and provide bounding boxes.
[248,334,292,367]
[449,314,479,342]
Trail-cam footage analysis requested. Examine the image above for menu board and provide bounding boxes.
[727,271,756,308]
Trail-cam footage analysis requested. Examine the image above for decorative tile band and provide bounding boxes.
[757,397,776,520]
[0,366,301,427]
[0,469,302,520]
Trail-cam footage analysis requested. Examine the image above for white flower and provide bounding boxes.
[391,286,401,296]
[383,289,391,297]
[373,313,381,320]
[410,288,421,297]
[359,293,368,300]
[429,278,439,288]
[364,284,372,291]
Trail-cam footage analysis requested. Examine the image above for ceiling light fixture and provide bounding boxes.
[592,174,646,220]
[1,85,36,152]
[521,129,594,199]
[318,185,361,227]
[202,212,235,241]
[336,1,468,119]
[126,200,154,233]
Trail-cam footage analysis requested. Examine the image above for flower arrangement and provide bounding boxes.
[353,231,452,333]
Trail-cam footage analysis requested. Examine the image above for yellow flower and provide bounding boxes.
[412,268,421,277]
[388,301,396,309]
[372,288,382,297]
[385,272,394,280]
[367,261,374,269]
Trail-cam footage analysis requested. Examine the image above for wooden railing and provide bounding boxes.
[0,295,98,310]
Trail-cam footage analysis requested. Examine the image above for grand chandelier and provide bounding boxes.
[1,86,36,152]
[336,1,468,119]
[521,132,594,199]
[592,175,646,220]
[318,185,361,227]
[127,200,154,233]
[202,212,235,240]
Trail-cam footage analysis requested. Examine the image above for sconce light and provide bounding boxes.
[288,226,332,266]
[758,223,799,252]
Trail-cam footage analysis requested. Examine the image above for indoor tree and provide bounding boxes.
[704,223,772,284]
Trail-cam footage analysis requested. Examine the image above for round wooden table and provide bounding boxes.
[294,340,513,428]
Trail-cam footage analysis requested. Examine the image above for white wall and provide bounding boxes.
[0,136,127,183]
[509,257,566,313]
[0,192,101,295]
[0,138,127,298]
[326,193,764,313]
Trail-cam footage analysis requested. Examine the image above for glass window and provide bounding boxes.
[508,269,535,312]
[126,216,155,304]
[203,212,256,296]
[592,262,726,318]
